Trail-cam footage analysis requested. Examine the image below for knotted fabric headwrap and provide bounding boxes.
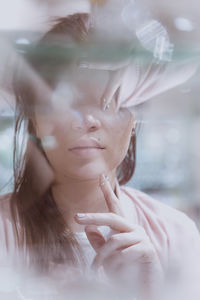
[82,0,197,109]
[15,0,197,110]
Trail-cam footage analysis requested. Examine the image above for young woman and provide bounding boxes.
[0,6,200,300]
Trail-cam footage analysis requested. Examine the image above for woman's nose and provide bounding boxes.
[71,113,102,132]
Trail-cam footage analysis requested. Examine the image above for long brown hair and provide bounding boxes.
[10,13,136,272]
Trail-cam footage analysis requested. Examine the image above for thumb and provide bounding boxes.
[85,225,106,252]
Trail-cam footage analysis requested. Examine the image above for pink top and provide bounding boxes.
[0,184,200,299]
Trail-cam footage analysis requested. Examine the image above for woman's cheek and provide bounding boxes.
[107,109,133,166]
[40,124,67,170]
[112,108,133,142]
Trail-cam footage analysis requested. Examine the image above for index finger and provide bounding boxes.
[99,174,124,217]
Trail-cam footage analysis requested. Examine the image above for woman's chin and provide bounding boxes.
[68,162,110,180]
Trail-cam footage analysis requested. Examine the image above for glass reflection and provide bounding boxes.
[0,1,200,300]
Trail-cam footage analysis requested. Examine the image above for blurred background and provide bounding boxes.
[0,0,200,229]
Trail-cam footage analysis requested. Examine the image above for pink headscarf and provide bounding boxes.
[79,0,198,108]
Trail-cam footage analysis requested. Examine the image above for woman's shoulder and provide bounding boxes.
[119,185,200,254]
[120,185,196,230]
[120,185,200,277]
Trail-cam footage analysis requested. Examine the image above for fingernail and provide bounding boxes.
[103,103,110,111]
[76,213,86,218]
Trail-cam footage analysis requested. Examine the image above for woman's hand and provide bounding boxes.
[75,174,164,296]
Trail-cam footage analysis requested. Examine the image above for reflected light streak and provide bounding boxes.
[41,135,57,150]
[135,120,184,125]
[174,17,195,32]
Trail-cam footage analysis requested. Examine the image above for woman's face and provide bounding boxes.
[34,67,134,182]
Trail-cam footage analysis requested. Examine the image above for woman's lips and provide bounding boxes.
[69,147,105,158]
[69,138,105,158]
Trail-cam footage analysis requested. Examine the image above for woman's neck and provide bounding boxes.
[51,171,116,233]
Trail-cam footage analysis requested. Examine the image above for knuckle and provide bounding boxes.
[142,245,156,261]
[111,196,119,206]
[85,225,93,232]
[109,234,120,244]
[109,212,117,221]
[147,247,156,259]
[130,231,137,239]
[120,250,126,260]
[87,214,94,222]
[139,248,147,259]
